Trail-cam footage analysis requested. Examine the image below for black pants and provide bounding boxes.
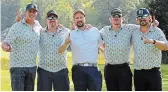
[37,67,69,91]
[134,68,162,91]
[10,66,36,91]
[104,63,132,91]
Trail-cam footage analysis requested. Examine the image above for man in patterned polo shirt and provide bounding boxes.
[132,8,168,91]
[100,8,135,91]
[1,4,42,91]
[37,10,70,91]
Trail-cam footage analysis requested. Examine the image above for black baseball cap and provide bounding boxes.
[137,8,150,18]
[73,9,85,17]
[46,10,58,18]
[26,3,38,11]
[111,8,122,16]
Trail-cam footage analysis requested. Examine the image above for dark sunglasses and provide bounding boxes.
[137,16,148,19]
[47,16,57,20]
[112,14,122,18]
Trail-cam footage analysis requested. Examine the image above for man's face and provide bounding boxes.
[47,14,58,27]
[74,12,86,28]
[137,15,151,26]
[110,14,122,25]
[25,9,37,20]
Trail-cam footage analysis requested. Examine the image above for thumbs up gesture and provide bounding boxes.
[64,34,71,45]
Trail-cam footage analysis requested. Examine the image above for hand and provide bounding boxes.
[71,21,76,30]
[141,35,154,44]
[64,34,71,45]
[58,24,63,28]
[1,42,12,52]
[15,9,22,22]
[86,24,92,30]
[152,16,159,27]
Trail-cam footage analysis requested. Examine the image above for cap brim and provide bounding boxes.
[47,13,58,18]
[137,14,149,17]
[111,13,122,16]
[27,8,38,12]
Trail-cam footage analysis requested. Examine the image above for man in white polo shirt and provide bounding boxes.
[58,9,103,91]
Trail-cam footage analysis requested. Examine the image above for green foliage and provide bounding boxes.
[147,0,168,64]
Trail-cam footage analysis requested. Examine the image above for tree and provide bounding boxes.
[92,0,140,28]
[147,0,168,64]
[1,0,20,31]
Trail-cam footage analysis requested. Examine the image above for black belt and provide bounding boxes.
[106,63,128,67]
[135,67,160,71]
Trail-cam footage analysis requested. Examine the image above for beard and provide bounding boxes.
[50,22,56,27]
[140,20,148,26]
[76,21,84,27]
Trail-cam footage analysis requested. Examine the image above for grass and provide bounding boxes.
[1,48,168,91]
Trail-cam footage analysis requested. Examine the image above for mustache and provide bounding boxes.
[77,21,83,23]
[29,15,35,18]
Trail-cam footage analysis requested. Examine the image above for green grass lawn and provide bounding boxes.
[1,49,168,91]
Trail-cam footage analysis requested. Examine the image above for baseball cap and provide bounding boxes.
[137,8,150,18]
[46,10,58,18]
[73,9,85,17]
[26,3,38,11]
[111,8,122,17]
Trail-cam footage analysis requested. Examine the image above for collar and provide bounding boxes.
[44,27,62,33]
[76,25,90,32]
[109,24,123,31]
[140,24,154,34]
[21,18,38,27]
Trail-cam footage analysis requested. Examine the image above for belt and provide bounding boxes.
[106,63,128,67]
[74,63,97,67]
[135,67,160,71]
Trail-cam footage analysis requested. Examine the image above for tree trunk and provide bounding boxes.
[162,51,168,64]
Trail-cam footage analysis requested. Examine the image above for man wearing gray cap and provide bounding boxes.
[1,3,42,91]
[132,8,168,91]
[59,9,103,91]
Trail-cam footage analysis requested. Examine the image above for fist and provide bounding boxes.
[141,36,154,44]
[1,43,12,52]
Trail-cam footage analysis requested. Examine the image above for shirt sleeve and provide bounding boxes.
[3,24,18,45]
[94,27,103,47]
[155,28,167,42]
[1,27,11,41]
[99,27,105,41]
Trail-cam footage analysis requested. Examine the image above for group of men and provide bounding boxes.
[1,3,168,91]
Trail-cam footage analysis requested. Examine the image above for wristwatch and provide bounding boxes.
[153,40,156,44]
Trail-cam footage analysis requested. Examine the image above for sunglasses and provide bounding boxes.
[112,14,122,18]
[137,16,148,19]
[47,16,57,20]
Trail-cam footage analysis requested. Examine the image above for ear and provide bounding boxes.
[109,17,112,23]
[149,15,152,23]
[24,11,26,16]
[136,19,140,25]
[121,17,124,23]
[73,18,75,22]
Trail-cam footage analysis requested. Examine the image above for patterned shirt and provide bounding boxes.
[38,27,70,72]
[100,24,137,65]
[4,19,42,68]
[132,26,168,70]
